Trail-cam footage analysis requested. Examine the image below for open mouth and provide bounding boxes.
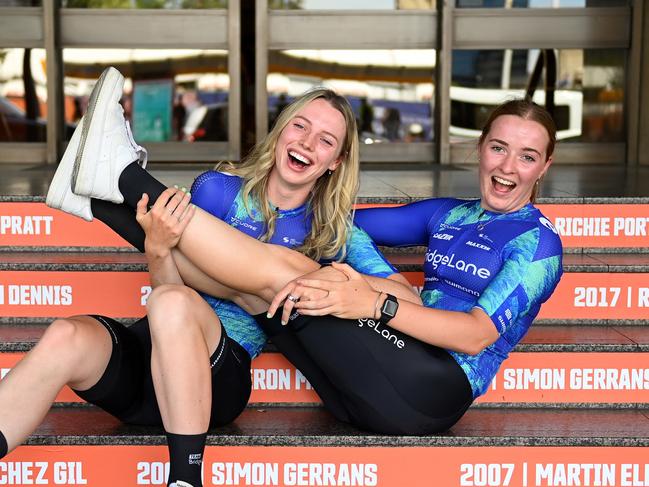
[288,150,312,170]
[492,175,516,193]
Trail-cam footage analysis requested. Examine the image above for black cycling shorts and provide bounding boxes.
[256,312,473,435]
[74,315,251,428]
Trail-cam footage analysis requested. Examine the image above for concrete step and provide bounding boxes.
[2,250,649,271]
[1,325,647,408]
[2,252,649,322]
[3,199,649,252]
[4,406,648,487]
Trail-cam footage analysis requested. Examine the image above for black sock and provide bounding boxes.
[90,199,145,252]
[118,162,168,209]
[0,430,8,458]
[166,431,207,487]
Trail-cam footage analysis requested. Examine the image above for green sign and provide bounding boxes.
[133,79,173,142]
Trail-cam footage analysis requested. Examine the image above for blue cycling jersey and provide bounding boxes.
[354,198,563,398]
[190,170,397,359]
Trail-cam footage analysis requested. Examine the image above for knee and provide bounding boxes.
[40,317,99,355]
[146,284,201,334]
[146,284,195,314]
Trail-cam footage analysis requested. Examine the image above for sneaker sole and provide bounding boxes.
[72,66,124,197]
[46,120,81,210]
[46,118,93,221]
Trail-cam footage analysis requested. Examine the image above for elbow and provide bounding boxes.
[459,338,491,356]
[458,309,500,355]
[459,341,486,355]
[458,330,499,356]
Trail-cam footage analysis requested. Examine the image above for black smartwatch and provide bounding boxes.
[379,293,399,324]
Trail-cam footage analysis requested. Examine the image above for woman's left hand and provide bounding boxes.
[136,187,196,258]
[287,262,378,321]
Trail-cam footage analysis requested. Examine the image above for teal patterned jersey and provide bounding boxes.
[191,171,397,359]
[355,198,563,398]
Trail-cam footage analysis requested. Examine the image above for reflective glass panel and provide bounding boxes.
[268,49,435,144]
[0,1,42,5]
[63,48,229,142]
[0,48,48,143]
[270,0,434,10]
[457,0,627,7]
[450,48,625,143]
[61,0,226,9]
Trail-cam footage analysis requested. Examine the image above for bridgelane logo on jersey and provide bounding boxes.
[425,249,491,278]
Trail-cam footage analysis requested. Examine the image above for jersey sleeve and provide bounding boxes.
[190,170,230,219]
[353,198,454,247]
[342,225,398,278]
[474,227,563,337]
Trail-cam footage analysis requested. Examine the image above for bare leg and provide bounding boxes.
[0,316,112,453]
[90,196,312,315]
[147,285,222,487]
[146,284,222,434]
[176,207,320,305]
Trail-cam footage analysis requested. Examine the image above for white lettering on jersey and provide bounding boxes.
[425,249,491,279]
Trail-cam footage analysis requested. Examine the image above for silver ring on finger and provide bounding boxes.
[287,294,300,303]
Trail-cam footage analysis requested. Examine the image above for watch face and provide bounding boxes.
[383,299,398,317]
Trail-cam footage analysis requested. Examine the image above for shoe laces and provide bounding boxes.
[115,103,148,168]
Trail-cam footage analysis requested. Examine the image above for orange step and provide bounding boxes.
[1,325,647,406]
[5,444,649,487]
[0,202,131,249]
[3,201,649,251]
[4,407,649,487]
[2,266,649,321]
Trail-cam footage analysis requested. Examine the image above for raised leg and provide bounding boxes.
[49,64,321,307]
[113,164,320,305]
[90,197,252,309]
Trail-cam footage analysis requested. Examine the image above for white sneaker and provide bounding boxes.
[46,116,93,221]
[72,66,147,204]
[169,482,194,487]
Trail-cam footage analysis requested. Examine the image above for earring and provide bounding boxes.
[327,169,333,176]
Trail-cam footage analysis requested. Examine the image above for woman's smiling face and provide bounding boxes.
[272,98,346,192]
[478,114,553,213]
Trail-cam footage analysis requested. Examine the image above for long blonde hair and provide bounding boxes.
[218,88,360,261]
